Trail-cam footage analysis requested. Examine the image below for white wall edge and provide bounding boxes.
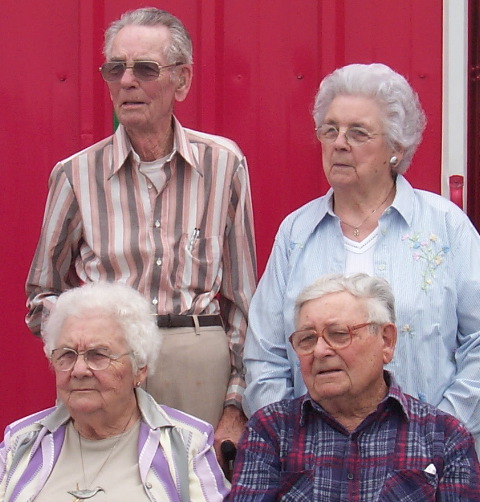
[441,0,468,205]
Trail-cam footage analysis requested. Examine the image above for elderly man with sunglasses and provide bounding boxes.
[229,274,480,501]
[25,7,257,468]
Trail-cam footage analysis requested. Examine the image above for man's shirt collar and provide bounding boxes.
[299,371,410,429]
[109,116,202,178]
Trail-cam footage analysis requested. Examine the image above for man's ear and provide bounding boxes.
[381,323,397,365]
[175,65,193,102]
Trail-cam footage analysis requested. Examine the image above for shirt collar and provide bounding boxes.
[135,387,175,429]
[292,187,333,242]
[296,174,416,244]
[382,370,410,419]
[110,116,201,178]
[388,174,415,227]
[299,370,410,427]
[38,403,71,432]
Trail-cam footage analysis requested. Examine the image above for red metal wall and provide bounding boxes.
[0,0,442,432]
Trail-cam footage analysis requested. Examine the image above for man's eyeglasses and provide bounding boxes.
[99,61,183,82]
[51,347,131,371]
[289,322,375,355]
[316,124,383,147]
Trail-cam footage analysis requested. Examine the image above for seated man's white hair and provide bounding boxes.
[295,273,396,328]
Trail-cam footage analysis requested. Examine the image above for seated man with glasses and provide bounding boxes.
[229,274,480,501]
[25,7,257,469]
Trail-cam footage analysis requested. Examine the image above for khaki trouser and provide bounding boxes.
[144,326,230,428]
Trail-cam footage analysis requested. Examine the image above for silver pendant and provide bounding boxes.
[68,487,105,500]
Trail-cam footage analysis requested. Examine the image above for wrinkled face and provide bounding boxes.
[105,24,192,135]
[320,95,402,190]
[296,292,395,408]
[54,311,145,419]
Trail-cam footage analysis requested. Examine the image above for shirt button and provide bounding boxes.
[386,207,392,214]
[147,184,153,190]
[156,258,162,266]
[145,482,152,489]
[378,264,386,271]
[347,473,354,480]
[152,297,158,305]
[154,220,161,228]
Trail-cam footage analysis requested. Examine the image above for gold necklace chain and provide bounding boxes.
[337,183,395,237]
[68,409,137,501]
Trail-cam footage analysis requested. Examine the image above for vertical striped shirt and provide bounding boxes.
[0,388,230,501]
[26,117,257,404]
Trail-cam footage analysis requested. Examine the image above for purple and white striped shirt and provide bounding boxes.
[26,117,257,405]
[0,388,230,501]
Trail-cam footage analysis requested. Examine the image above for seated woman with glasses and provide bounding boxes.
[243,63,480,454]
[0,282,229,501]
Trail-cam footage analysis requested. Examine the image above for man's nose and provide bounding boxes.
[119,67,139,86]
[312,335,335,357]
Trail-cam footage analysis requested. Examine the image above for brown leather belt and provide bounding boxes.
[156,314,223,329]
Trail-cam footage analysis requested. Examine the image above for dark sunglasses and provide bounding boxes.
[99,60,183,82]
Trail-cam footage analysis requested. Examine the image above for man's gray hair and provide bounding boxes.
[295,273,396,327]
[312,63,426,175]
[103,7,193,65]
[43,281,161,377]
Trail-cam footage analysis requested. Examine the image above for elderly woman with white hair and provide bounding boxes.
[243,63,480,453]
[0,282,229,501]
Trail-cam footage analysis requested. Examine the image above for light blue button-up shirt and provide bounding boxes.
[244,175,480,449]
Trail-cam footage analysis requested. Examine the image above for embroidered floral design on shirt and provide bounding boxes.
[401,233,449,291]
[289,241,304,251]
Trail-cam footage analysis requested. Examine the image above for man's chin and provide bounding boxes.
[311,374,347,398]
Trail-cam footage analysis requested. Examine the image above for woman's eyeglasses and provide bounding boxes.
[51,347,131,371]
[316,124,384,147]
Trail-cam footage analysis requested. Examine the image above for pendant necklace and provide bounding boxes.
[68,409,137,501]
[338,184,395,238]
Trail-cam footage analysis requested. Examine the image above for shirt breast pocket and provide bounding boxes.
[379,468,437,501]
[276,470,314,501]
[175,233,223,290]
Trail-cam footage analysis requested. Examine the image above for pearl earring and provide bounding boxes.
[389,156,398,166]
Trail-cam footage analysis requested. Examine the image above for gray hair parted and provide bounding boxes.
[295,273,396,328]
[43,281,161,377]
[103,7,193,65]
[312,63,426,174]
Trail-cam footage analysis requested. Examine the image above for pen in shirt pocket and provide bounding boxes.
[187,227,200,251]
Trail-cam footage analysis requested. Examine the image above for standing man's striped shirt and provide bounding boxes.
[26,117,257,407]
